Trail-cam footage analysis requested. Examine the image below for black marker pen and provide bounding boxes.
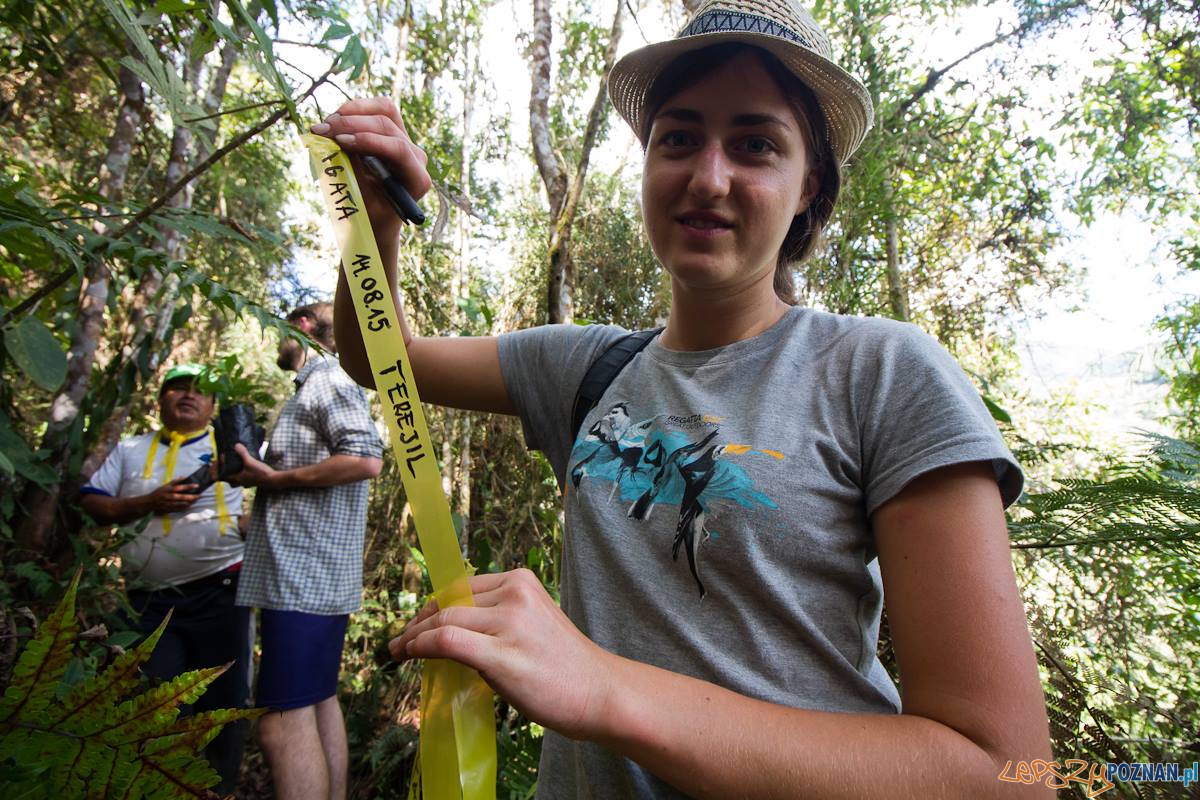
[361,155,426,226]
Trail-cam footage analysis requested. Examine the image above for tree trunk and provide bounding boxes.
[883,176,909,321]
[441,408,456,501]
[453,28,480,551]
[16,65,145,552]
[80,38,239,480]
[391,0,414,103]
[530,0,624,324]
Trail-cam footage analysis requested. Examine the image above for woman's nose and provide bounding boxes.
[687,144,731,200]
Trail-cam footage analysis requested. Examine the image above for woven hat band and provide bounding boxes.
[606,0,874,163]
[678,10,831,60]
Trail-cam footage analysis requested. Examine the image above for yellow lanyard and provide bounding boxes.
[141,427,232,536]
[304,134,496,800]
[208,429,233,536]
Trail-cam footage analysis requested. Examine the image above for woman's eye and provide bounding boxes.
[659,131,695,148]
[739,137,775,155]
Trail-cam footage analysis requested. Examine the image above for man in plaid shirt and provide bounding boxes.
[232,302,383,800]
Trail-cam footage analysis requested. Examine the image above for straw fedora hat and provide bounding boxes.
[607,0,874,165]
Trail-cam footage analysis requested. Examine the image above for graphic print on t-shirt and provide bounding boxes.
[567,402,781,597]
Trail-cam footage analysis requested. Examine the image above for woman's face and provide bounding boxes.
[641,51,816,300]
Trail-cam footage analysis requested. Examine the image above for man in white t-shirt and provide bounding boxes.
[79,363,250,795]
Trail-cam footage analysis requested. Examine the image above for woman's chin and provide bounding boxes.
[667,263,773,298]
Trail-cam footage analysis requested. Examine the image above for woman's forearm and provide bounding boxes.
[591,655,1051,800]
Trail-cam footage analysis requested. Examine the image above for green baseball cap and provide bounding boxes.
[160,363,211,393]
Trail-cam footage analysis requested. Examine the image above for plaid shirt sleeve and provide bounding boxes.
[311,369,383,458]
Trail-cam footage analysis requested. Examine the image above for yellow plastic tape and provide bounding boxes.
[143,427,229,535]
[303,134,496,800]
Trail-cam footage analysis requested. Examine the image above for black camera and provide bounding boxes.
[176,404,266,493]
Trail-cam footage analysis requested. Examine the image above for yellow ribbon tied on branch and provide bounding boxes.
[303,133,497,800]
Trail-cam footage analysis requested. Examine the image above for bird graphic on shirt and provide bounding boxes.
[569,405,654,493]
[628,429,720,521]
[568,406,782,599]
[671,442,727,597]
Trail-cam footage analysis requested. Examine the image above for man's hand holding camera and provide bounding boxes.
[148,478,206,514]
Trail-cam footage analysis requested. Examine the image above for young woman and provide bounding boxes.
[317,0,1054,795]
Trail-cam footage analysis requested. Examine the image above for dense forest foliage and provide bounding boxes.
[0,0,1197,796]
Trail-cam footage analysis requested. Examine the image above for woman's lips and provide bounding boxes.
[678,212,733,238]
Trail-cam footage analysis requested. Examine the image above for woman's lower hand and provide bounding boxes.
[310,96,431,239]
[390,568,617,741]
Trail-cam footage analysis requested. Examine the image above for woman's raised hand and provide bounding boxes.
[390,568,619,741]
[310,97,432,240]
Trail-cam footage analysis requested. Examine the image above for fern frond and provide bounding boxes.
[80,742,123,800]
[96,0,206,132]
[92,664,229,742]
[47,612,172,732]
[135,750,222,799]
[0,580,244,799]
[92,750,140,800]
[0,573,80,726]
[1011,434,1200,559]
[139,706,264,757]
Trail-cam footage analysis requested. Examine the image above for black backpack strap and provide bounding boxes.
[570,327,664,441]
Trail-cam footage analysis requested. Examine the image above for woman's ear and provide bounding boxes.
[796,170,820,216]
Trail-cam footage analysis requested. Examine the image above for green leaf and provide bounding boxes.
[152,0,199,13]
[100,0,204,128]
[102,664,229,743]
[0,411,56,487]
[321,20,352,41]
[12,562,55,598]
[981,394,1012,424]
[3,317,67,391]
[139,706,265,758]
[0,571,80,725]
[52,613,172,735]
[0,576,250,797]
[105,631,141,649]
[0,448,13,476]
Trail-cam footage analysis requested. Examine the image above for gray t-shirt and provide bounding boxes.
[497,306,1022,799]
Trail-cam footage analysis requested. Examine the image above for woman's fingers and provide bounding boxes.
[342,133,431,198]
[388,604,506,660]
[318,111,403,139]
[311,110,431,200]
[386,571,524,660]
[405,625,494,671]
[327,96,409,134]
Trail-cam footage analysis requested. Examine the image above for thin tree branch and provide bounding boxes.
[887,0,1087,126]
[183,98,283,122]
[559,0,625,228]
[0,69,333,328]
[624,0,650,45]
[1011,530,1199,550]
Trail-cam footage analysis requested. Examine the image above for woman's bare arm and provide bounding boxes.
[320,97,515,415]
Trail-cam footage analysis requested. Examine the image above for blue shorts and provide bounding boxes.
[255,609,348,710]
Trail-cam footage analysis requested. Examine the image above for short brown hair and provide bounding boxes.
[640,43,842,305]
[288,302,335,350]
